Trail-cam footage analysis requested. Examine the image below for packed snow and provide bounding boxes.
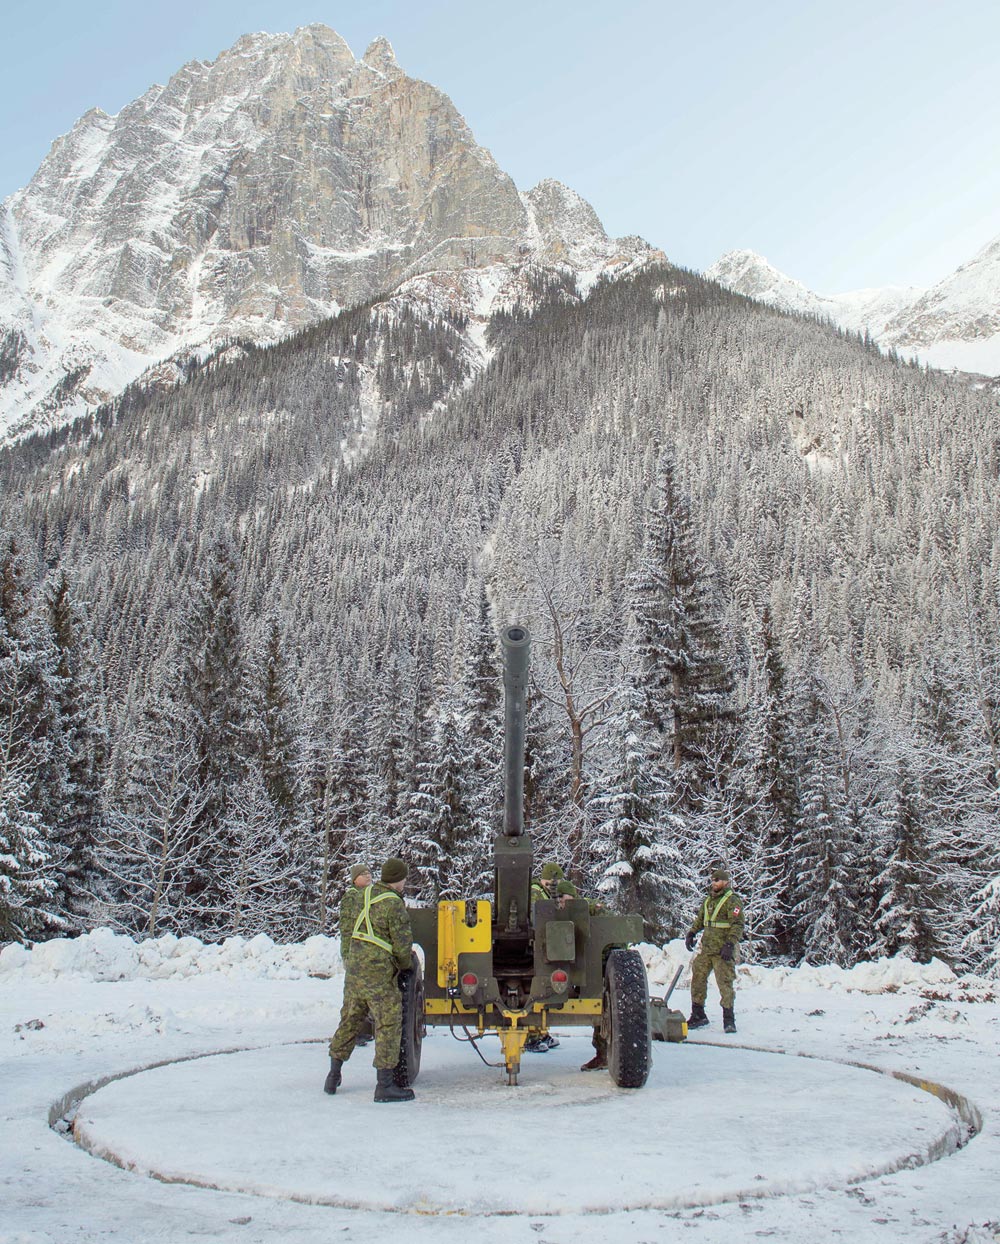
[2,930,998,1243]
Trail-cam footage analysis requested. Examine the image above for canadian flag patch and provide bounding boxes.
[732,906,741,916]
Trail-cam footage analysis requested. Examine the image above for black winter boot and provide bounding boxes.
[687,1002,709,1029]
[723,1007,737,1034]
[324,1057,343,1094]
[374,1067,415,1102]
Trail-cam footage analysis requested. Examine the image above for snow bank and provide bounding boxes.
[0,929,343,983]
[639,940,966,997]
[0,929,980,998]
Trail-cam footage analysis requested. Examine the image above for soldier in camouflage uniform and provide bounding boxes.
[569,882,618,1072]
[530,860,565,906]
[339,863,371,961]
[525,864,570,1053]
[685,867,745,1034]
[338,864,374,1046]
[325,857,416,1102]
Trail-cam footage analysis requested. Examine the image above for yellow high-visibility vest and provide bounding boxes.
[703,890,734,929]
[351,885,397,952]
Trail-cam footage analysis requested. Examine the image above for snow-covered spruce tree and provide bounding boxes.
[628,448,736,808]
[746,607,799,847]
[250,619,316,936]
[0,531,68,901]
[452,585,503,896]
[312,705,370,934]
[913,651,995,964]
[0,701,60,943]
[408,702,479,903]
[962,874,1000,978]
[730,604,800,953]
[588,677,692,940]
[45,569,107,930]
[363,666,411,857]
[252,616,302,833]
[870,759,941,962]
[786,672,860,967]
[172,536,249,925]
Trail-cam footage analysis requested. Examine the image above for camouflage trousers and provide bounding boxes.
[690,949,737,1008]
[330,969,402,1070]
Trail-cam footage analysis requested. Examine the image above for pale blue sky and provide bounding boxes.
[4,0,999,293]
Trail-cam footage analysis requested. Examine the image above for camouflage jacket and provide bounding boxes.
[689,888,745,956]
[339,885,365,963]
[348,882,413,976]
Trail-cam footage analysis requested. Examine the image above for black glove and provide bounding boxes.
[684,931,697,953]
[720,942,734,962]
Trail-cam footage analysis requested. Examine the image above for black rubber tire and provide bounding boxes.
[394,951,425,1088]
[604,948,652,1089]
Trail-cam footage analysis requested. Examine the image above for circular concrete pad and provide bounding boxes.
[73,1034,960,1215]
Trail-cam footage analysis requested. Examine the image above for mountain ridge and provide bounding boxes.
[0,24,659,439]
[707,243,1000,376]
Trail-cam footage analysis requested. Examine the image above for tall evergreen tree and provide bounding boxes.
[870,759,940,962]
[628,449,736,803]
[962,873,1000,978]
[253,616,301,831]
[735,605,800,952]
[45,569,106,928]
[787,675,859,966]
[0,531,68,864]
[173,536,248,924]
[0,707,60,942]
[408,703,479,902]
[588,678,691,939]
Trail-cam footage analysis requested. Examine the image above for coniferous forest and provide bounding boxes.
[1,264,998,973]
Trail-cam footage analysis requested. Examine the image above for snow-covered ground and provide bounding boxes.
[2,932,998,1243]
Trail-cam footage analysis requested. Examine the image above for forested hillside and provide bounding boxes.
[2,264,998,973]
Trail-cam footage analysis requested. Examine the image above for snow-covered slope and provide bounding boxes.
[707,244,1000,376]
[881,231,1000,374]
[706,250,922,342]
[0,26,658,439]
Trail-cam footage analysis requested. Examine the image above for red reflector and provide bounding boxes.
[461,973,478,987]
[551,970,568,984]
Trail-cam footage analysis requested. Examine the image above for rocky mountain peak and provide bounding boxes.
[707,250,817,313]
[523,179,609,267]
[362,36,403,80]
[0,26,655,438]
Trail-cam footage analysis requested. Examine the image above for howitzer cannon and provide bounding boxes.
[398,624,680,1088]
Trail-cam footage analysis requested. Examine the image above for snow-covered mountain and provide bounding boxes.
[0,25,656,439]
[705,249,920,340]
[881,232,1000,374]
[707,243,1000,376]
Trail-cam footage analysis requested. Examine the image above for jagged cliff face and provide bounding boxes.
[0,25,652,436]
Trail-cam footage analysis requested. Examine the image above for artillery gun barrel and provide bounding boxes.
[501,624,531,837]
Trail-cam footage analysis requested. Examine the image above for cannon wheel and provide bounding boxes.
[604,948,652,1089]
[394,951,425,1088]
